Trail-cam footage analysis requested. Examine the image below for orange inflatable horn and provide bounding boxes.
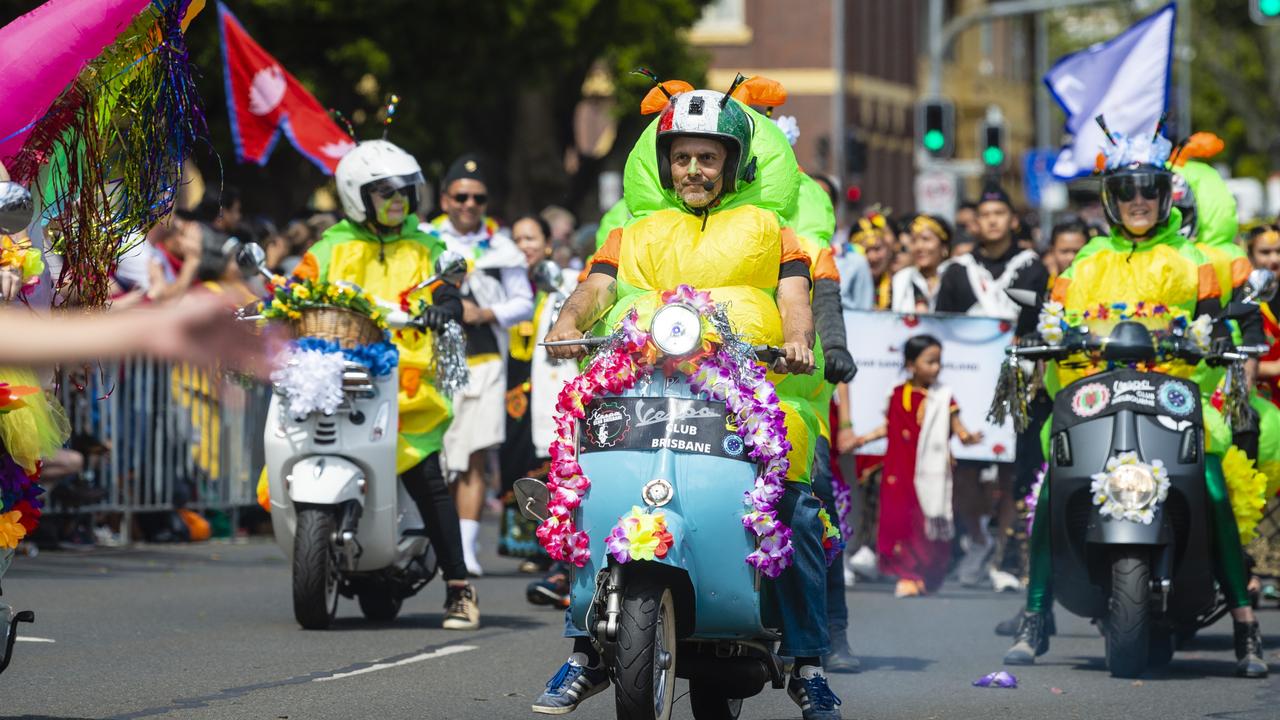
[640,80,695,115]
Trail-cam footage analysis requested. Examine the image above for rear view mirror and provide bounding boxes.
[431,251,468,287]
[1244,268,1277,304]
[513,477,550,523]
[1005,288,1039,310]
[531,259,563,294]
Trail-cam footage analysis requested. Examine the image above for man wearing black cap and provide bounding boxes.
[425,153,534,576]
[935,183,1048,591]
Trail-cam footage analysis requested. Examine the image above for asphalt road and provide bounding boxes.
[2,530,1278,720]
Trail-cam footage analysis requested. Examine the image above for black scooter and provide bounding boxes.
[1004,275,1273,678]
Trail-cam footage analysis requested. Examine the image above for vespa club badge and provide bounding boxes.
[1157,381,1195,416]
[1071,383,1110,418]
[587,401,631,448]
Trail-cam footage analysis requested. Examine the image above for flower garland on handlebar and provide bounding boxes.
[260,276,388,328]
[538,284,804,578]
[1037,300,1212,354]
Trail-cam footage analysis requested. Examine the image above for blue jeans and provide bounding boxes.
[564,486,830,658]
[808,437,848,643]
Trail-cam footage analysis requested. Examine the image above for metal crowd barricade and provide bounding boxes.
[54,358,272,542]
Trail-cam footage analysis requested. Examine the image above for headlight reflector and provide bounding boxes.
[1104,463,1158,511]
[650,303,702,357]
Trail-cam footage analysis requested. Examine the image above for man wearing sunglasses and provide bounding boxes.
[1003,132,1268,678]
[426,153,534,577]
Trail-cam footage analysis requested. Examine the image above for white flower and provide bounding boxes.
[271,346,346,416]
[774,115,800,147]
[1189,314,1212,352]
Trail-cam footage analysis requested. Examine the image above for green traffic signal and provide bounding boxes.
[923,129,945,152]
[982,145,1005,167]
[1262,0,1280,16]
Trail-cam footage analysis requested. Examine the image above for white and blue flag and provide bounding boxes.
[1044,2,1176,179]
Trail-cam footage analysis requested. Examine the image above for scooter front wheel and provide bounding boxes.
[1105,547,1151,678]
[293,508,340,630]
[612,578,677,720]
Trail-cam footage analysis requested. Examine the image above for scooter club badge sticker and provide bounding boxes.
[1071,383,1110,418]
[587,401,631,448]
[722,434,744,457]
[1157,381,1195,416]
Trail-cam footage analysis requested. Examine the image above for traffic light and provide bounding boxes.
[917,99,955,159]
[980,119,1006,169]
[1252,0,1280,24]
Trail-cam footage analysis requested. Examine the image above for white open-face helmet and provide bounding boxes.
[335,140,427,226]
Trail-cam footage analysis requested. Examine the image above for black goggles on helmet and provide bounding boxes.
[1105,173,1170,202]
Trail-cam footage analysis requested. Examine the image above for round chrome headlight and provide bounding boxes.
[650,303,703,357]
[1104,464,1158,511]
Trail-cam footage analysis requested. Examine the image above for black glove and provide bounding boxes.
[418,305,452,333]
[824,346,857,384]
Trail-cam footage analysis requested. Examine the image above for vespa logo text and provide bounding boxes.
[1112,379,1156,408]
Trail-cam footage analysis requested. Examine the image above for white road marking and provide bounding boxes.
[15,636,55,643]
[314,644,476,682]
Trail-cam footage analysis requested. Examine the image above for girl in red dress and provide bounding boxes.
[853,335,983,597]
[1249,225,1280,407]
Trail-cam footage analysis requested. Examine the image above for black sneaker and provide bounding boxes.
[531,657,609,715]
[996,608,1055,637]
[787,669,843,720]
[1234,621,1269,678]
[1003,610,1050,665]
[822,637,861,674]
[527,566,571,609]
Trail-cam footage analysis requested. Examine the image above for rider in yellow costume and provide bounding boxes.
[294,140,480,631]
[1005,129,1268,677]
[536,83,843,720]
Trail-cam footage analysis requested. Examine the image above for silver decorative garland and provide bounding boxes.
[432,320,470,397]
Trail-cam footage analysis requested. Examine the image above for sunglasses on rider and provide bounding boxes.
[369,182,412,200]
[1108,174,1169,202]
[451,192,488,205]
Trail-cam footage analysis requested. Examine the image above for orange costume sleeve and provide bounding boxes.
[1199,263,1221,302]
[812,247,839,282]
[589,228,623,272]
[779,227,812,269]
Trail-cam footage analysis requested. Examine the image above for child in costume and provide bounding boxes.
[853,334,982,597]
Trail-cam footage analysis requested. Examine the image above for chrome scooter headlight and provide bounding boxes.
[1104,463,1159,511]
[650,303,702,357]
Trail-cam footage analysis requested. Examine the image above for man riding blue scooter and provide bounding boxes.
[534,79,842,720]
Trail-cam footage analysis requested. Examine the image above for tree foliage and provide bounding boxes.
[0,0,712,221]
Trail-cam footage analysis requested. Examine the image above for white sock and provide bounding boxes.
[459,518,481,571]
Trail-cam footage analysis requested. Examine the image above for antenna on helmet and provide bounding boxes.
[721,73,747,108]
[1151,112,1167,144]
[1095,114,1118,145]
[328,108,356,139]
[381,94,400,140]
[633,67,671,98]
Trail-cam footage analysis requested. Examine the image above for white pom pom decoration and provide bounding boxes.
[271,346,347,417]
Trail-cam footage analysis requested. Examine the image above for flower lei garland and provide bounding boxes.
[0,234,44,296]
[260,277,388,329]
[538,285,801,578]
[0,386,44,552]
[270,338,399,417]
[1089,452,1170,524]
[1221,445,1269,544]
[1024,463,1046,536]
[1038,301,1211,352]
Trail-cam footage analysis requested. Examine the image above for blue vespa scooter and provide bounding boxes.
[518,300,792,720]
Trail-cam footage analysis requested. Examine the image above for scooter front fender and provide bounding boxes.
[287,456,366,506]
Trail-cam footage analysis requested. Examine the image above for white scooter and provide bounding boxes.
[241,244,466,629]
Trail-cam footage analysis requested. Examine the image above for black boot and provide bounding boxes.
[996,608,1056,637]
[1003,611,1050,665]
[1234,621,1268,678]
[822,631,861,674]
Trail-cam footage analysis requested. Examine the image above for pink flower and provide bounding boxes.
[742,509,778,536]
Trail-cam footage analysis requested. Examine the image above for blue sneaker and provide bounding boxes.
[531,656,609,715]
[787,669,843,720]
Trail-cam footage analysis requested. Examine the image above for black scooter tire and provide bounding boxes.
[689,682,743,719]
[293,508,339,630]
[1105,547,1151,678]
[612,578,677,720]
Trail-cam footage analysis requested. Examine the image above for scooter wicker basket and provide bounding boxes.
[291,307,383,348]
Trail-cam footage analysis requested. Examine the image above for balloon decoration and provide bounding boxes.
[0,0,206,308]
